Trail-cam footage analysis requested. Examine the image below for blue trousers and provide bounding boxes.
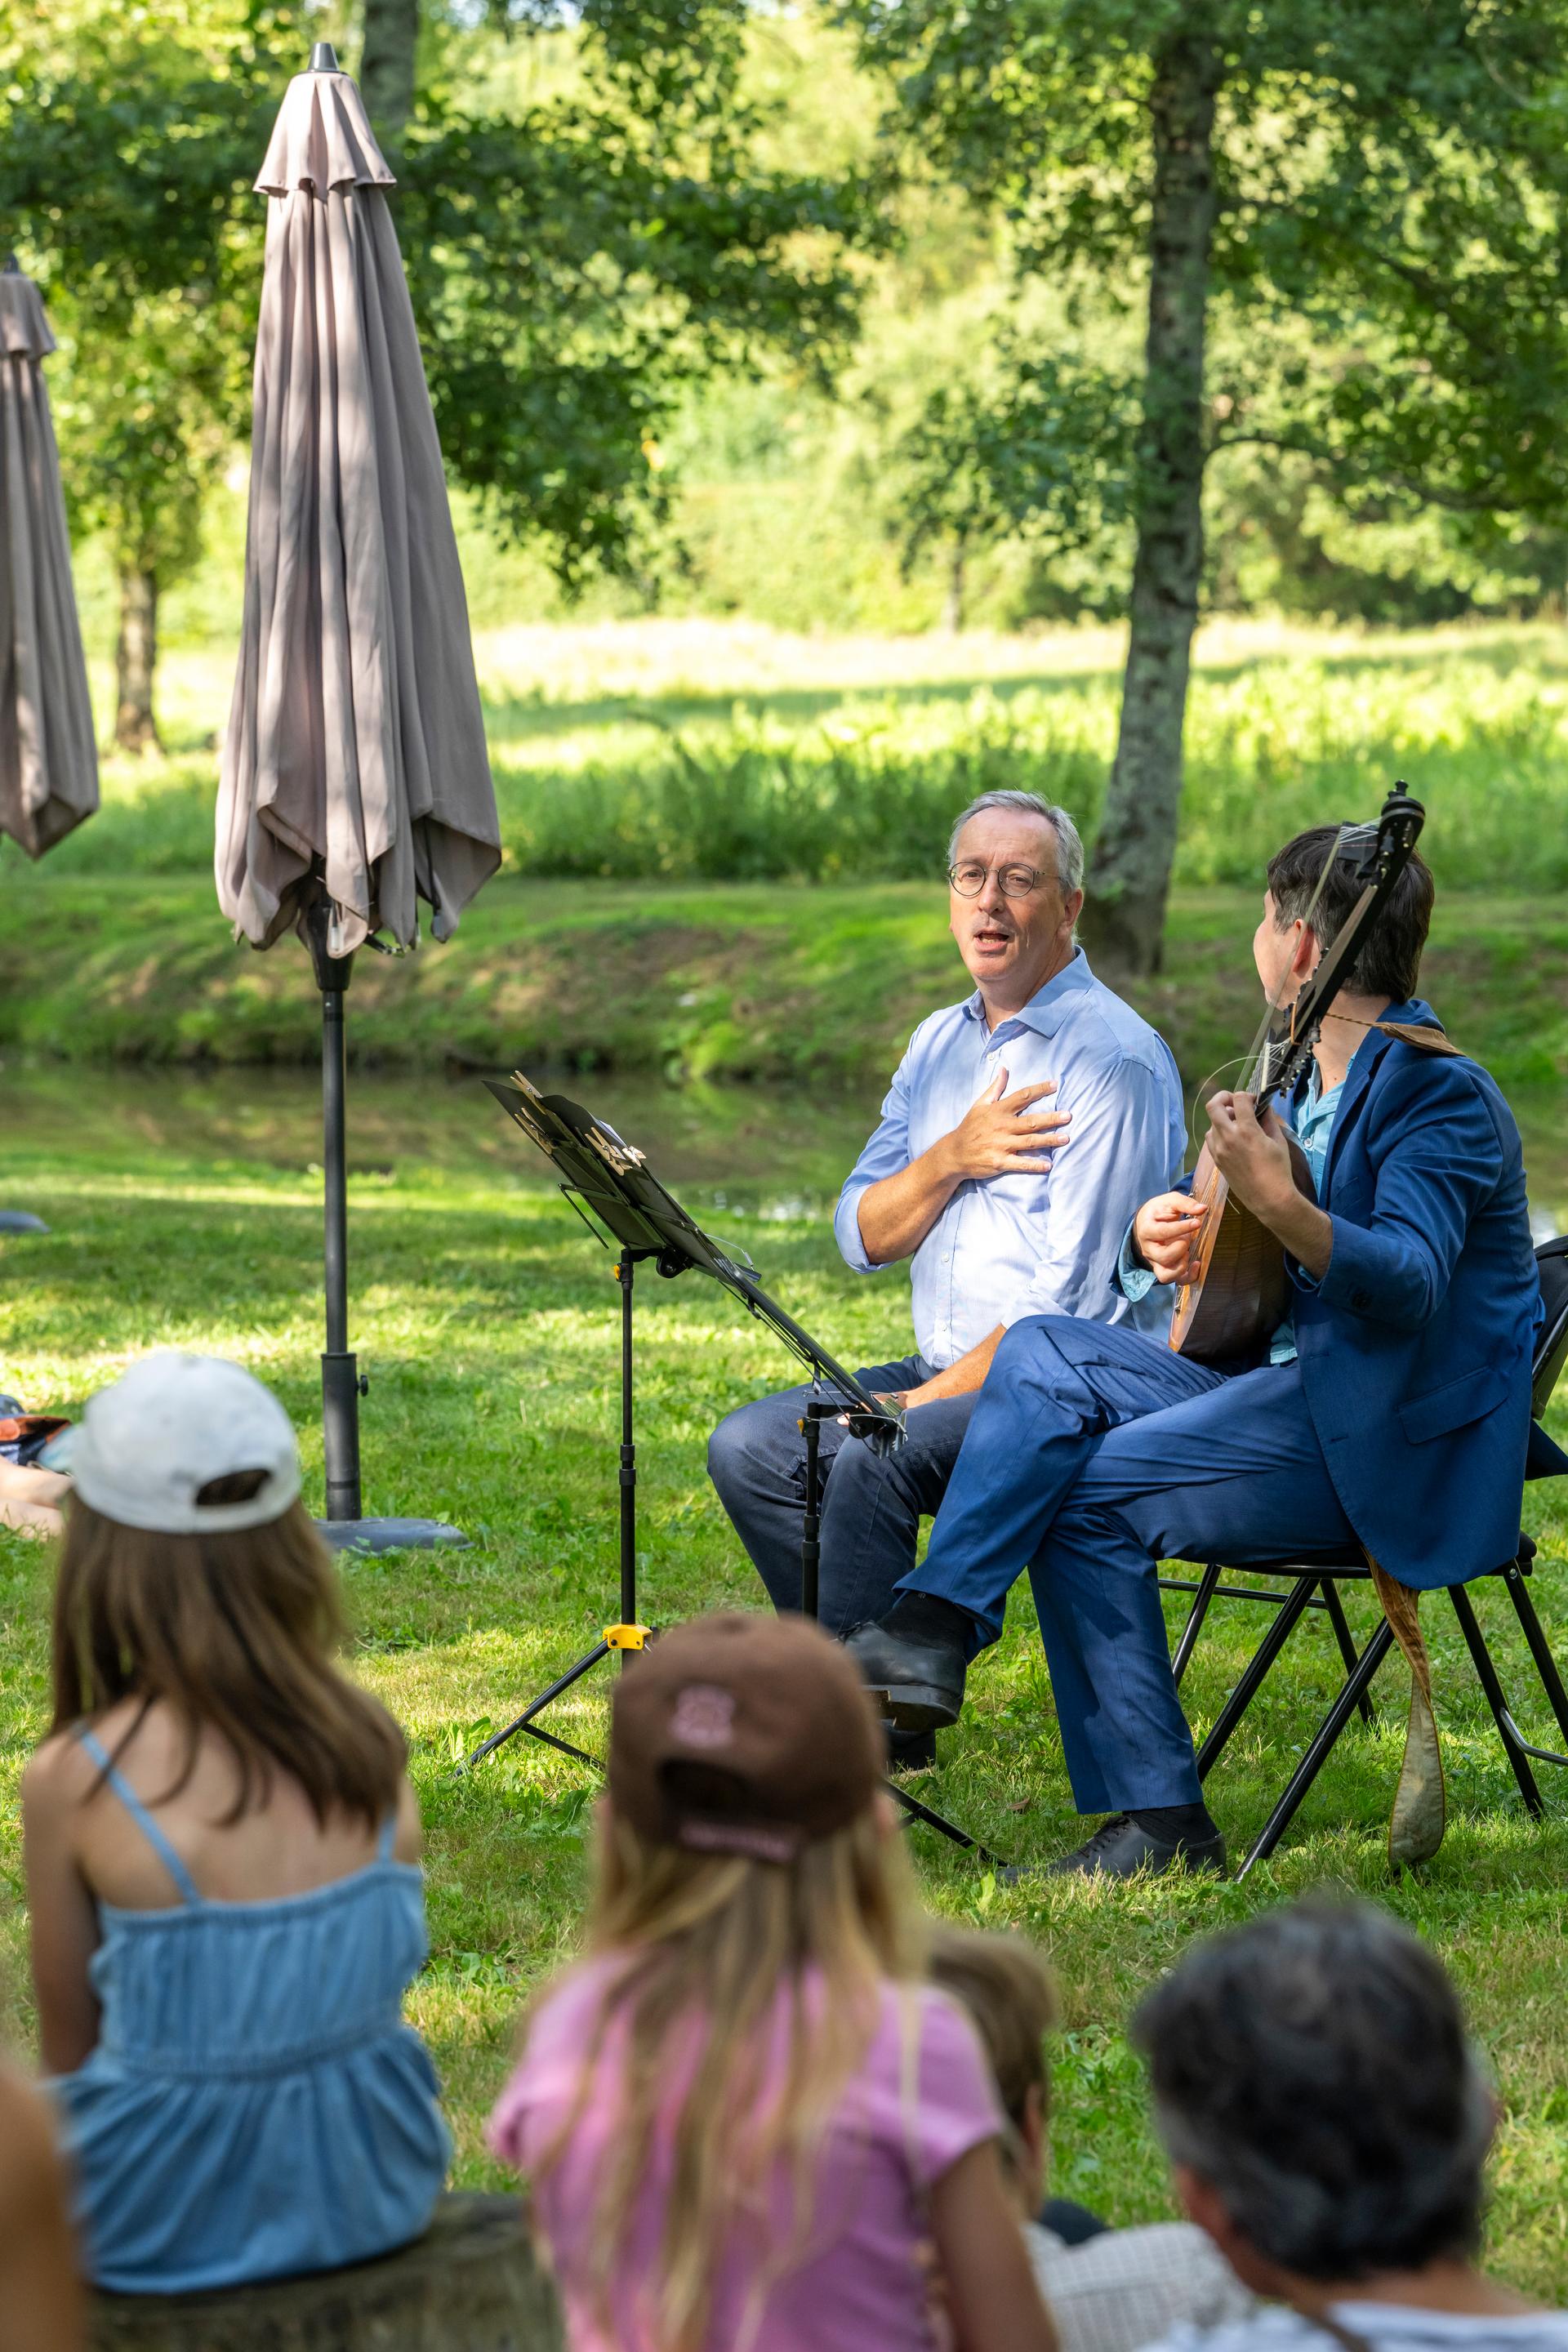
[903,1316,1357,1814]
[707,1356,976,1633]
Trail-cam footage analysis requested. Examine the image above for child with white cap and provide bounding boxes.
[488,1609,1057,2352]
[20,1352,451,2294]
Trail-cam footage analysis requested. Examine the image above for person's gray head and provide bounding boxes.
[1132,1898,1494,2287]
[946,791,1085,1013]
[946,791,1085,898]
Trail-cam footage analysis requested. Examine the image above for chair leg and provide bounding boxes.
[1170,1561,1223,1688]
[1448,1584,1544,1818]
[1320,1579,1376,1726]
[1237,1622,1396,1879]
[1501,1564,1568,1750]
[1196,1576,1319,1781]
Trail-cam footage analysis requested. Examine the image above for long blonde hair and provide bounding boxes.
[532,1796,926,2352]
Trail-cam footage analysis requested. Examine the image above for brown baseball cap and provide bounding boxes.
[608,1612,884,1862]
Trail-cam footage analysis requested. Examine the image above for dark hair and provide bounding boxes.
[1266,826,1434,1004]
[928,1925,1058,2132]
[52,1493,405,1829]
[1131,1899,1493,2282]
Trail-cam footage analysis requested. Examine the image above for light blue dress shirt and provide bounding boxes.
[1116,1067,1344,1364]
[834,951,1187,1370]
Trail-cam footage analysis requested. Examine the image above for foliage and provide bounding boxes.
[0,0,875,623]
[887,340,1138,598]
[831,0,1568,955]
[0,1,287,595]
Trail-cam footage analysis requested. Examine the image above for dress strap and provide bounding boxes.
[377,1808,398,1862]
[77,1729,202,1906]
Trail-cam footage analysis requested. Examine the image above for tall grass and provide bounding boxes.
[33,623,1568,891]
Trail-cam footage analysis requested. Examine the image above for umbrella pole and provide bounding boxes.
[302,889,467,1556]
[305,898,363,1521]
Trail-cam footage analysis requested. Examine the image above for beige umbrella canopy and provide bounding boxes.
[0,261,98,859]
[216,52,501,957]
[218,50,499,1543]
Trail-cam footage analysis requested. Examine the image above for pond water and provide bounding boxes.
[0,1062,880,1217]
[2,1061,1565,1236]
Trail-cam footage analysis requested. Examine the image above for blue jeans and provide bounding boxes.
[904,1316,1356,1813]
[707,1356,977,1634]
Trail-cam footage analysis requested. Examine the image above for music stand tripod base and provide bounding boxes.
[462,1251,653,1777]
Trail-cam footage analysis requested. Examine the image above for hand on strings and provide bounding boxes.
[1132,1192,1209,1285]
[941,1069,1070,1183]
[1203,1090,1296,1219]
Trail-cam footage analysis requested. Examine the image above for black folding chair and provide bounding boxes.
[1160,1236,1568,1878]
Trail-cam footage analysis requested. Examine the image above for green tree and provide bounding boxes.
[887,341,1135,626]
[841,0,1568,968]
[0,2,283,746]
[0,0,872,737]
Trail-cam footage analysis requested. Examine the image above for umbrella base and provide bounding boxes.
[316,1516,469,1554]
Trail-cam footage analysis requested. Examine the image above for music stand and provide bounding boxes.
[465,1074,994,1860]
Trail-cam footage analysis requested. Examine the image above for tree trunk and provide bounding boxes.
[1079,31,1221,974]
[359,0,419,140]
[942,536,966,631]
[114,564,161,753]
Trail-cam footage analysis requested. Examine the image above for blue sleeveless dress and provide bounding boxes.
[52,1731,452,2293]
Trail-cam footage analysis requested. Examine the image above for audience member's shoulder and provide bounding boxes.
[20,1726,96,1818]
[1039,2219,1247,2305]
[1138,2309,1322,2352]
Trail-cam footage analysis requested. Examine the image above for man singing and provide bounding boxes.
[707,789,1185,1717]
[849,826,1550,1873]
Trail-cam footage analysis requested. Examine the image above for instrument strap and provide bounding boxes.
[1365,1555,1446,1870]
[1370,1020,1465,1057]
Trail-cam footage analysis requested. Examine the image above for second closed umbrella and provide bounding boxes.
[0,258,97,861]
[217,46,501,1545]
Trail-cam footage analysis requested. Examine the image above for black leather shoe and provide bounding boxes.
[844,1621,966,1731]
[1054,1814,1227,1879]
[1004,1814,1227,1883]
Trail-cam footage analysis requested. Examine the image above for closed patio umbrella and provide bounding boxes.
[0,258,97,862]
[217,47,501,1548]
[1,255,98,1236]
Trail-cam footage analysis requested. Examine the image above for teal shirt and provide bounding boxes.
[1267,1071,1342,1364]
[1116,1068,1345,1362]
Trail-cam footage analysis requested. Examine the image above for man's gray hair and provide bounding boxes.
[947,791,1085,897]
[1131,1899,1494,2283]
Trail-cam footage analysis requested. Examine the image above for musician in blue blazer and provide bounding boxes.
[848,825,1558,1880]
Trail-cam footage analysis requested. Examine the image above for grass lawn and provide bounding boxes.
[5,613,1568,2294]
[2,1077,1567,2294]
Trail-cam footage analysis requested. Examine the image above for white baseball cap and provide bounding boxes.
[50,1352,302,1534]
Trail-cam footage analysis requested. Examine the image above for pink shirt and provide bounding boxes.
[487,1959,1002,2352]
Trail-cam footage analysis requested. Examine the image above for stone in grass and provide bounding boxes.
[90,2194,562,2352]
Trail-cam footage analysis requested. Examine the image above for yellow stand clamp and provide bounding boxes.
[604,1623,651,1651]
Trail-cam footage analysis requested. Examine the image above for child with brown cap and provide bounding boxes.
[488,1610,1057,2352]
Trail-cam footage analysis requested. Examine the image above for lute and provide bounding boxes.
[1169,786,1427,1362]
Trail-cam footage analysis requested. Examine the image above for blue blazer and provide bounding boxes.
[1285,999,1557,1589]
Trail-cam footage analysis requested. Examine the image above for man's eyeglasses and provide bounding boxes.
[947,861,1051,900]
